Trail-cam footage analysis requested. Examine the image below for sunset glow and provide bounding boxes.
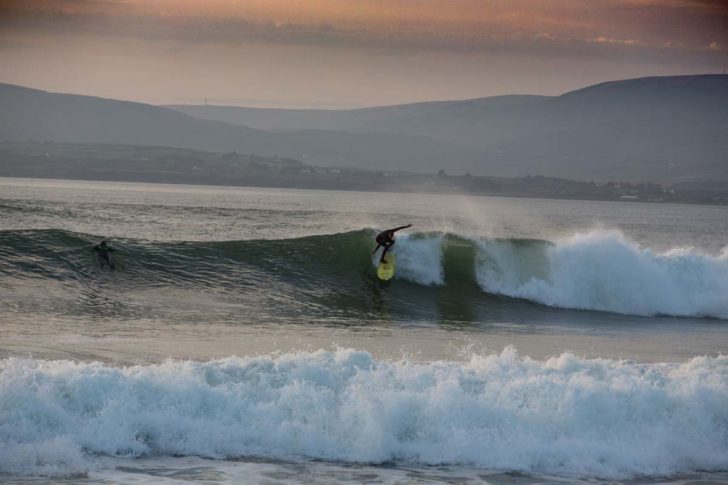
[1,0,726,106]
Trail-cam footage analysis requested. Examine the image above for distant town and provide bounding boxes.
[1,141,726,205]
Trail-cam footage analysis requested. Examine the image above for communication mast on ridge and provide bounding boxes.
[205,97,208,105]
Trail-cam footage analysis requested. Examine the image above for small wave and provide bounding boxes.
[1,350,727,478]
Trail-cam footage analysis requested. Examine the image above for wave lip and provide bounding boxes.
[1,349,728,479]
[476,230,728,319]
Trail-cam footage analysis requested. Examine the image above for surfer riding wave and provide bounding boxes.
[372,224,412,264]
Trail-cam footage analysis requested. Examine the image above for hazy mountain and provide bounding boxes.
[2,76,727,182]
[170,75,728,182]
[0,83,480,174]
[165,95,549,132]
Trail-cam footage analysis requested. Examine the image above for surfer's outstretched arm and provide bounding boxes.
[389,224,412,233]
[371,242,383,255]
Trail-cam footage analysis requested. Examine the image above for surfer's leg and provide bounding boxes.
[380,241,394,263]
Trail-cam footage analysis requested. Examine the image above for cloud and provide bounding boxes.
[1,1,725,108]
[588,37,647,47]
[0,0,725,75]
[0,3,724,59]
[707,41,723,51]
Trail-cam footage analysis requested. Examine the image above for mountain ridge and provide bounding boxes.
[1,75,726,182]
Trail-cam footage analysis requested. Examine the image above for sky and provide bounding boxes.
[0,0,726,108]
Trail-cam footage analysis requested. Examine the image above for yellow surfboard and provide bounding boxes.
[376,254,396,281]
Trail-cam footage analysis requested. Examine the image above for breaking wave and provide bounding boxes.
[1,350,727,478]
[475,230,728,318]
[1,228,726,319]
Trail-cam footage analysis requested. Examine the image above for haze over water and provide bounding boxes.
[1,178,727,483]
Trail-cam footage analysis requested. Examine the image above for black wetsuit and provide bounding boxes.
[374,224,411,264]
[92,244,115,269]
[375,231,396,263]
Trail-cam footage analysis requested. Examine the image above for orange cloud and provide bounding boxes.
[3,0,725,44]
[1,0,725,107]
[1,0,725,59]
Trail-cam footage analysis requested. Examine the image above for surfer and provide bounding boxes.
[372,224,412,264]
[91,240,116,270]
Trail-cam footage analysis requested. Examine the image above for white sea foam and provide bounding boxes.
[2,349,727,478]
[374,234,444,285]
[476,230,728,318]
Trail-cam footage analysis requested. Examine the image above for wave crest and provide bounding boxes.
[476,230,728,318]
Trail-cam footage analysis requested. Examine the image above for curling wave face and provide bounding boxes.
[1,349,727,478]
[1,228,727,319]
[475,230,728,319]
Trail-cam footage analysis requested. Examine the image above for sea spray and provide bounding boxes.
[1,349,727,478]
[475,230,728,318]
[387,233,444,286]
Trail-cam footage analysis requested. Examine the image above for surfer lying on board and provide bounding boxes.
[91,240,116,270]
[372,224,412,264]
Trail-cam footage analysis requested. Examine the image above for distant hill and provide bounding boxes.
[170,75,728,183]
[166,95,550,132]
[0,83,480,174]
[6,141,724,205]
[2,76,727,182]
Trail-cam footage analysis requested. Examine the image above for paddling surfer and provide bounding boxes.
[92,240,116,270]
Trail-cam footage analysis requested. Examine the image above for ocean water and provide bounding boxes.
[1,177,727,484]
